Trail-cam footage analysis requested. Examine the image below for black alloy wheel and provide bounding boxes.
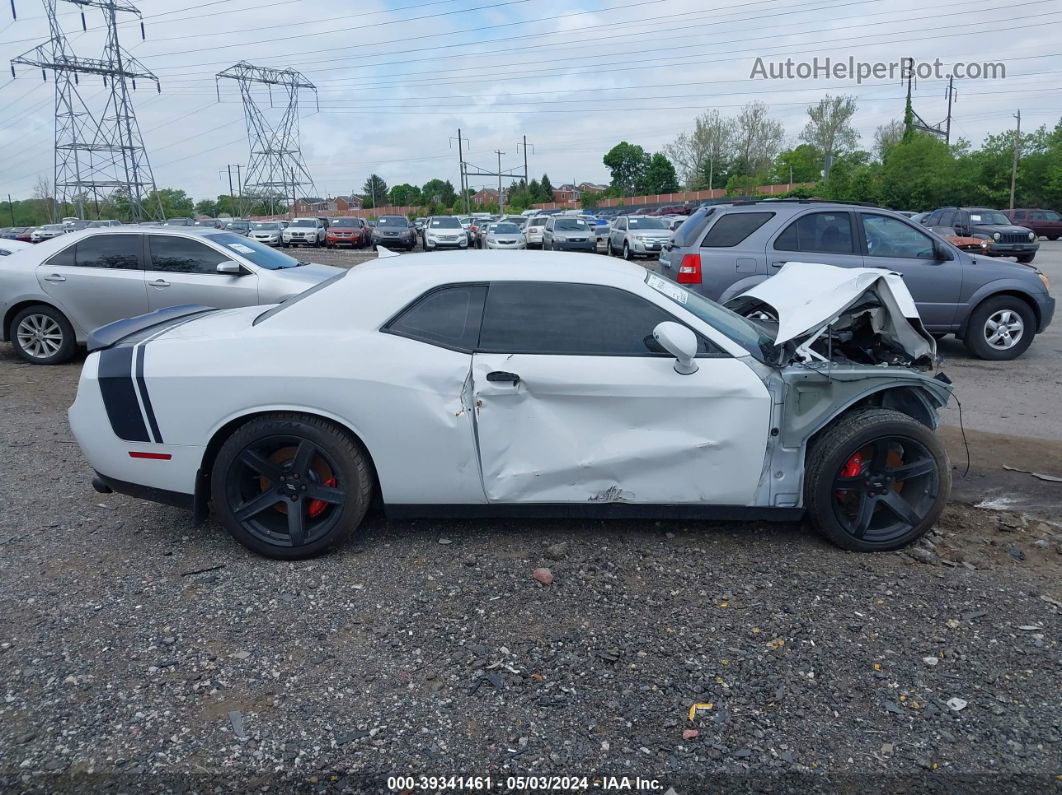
[211,414,371,559]
[805,408,949,551]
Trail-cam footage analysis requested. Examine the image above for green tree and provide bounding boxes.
[195,199,218,217]
[639,152,679,193]
[361,174,388,208]
[389,183,422,206]
[421,178,457,207]
[879,135,966,210]
[603,142,650,195]
[800,94,859,180]
[539,173,554,202]
[773,144,821,184]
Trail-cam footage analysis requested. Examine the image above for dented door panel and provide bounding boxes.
[471,353,772,504]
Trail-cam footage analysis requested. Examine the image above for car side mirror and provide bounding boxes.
[653,321,699,374]
[216,261,244,275]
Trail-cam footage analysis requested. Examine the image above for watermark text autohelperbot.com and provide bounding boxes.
[750,56,1005,83]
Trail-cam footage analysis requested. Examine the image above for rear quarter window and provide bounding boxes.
[701,212,775,247]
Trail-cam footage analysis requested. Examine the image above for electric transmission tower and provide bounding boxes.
[216,62,319,217]
[10,0,163,222]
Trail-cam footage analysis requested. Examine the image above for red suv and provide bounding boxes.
[326,217,370,248]
[1005,209,1062,240]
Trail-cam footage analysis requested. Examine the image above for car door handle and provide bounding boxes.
[770,261,788,268]
[486,370,520,385]
[149,278,170,287]
[43,273,66,282]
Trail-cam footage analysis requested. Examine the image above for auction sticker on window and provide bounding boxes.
[646,273,688,305]
[227,243,256,255]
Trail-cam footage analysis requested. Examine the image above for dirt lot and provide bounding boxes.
[1,245,1060,792]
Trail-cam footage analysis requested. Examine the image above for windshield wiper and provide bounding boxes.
[296,260,311,267]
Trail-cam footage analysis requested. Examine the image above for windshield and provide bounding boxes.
[645,272,773,361]
[492,223,520,234]
[554,219,588,231]
[251,222,280,230]
[969,210,1010,225]
[528,217,547,227]
[225,221,248,229]
[628,217,668,230]
[332,218,360,227]
[207,232,302,269]
[378,216,408,227]
[290,219,317,227]
[43,225,65,231]
[430,217,461,228]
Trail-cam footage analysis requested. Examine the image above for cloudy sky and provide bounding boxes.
[0,0,1058,203]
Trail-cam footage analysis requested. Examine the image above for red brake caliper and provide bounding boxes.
[841,452,863,479]
[307,477,336,519]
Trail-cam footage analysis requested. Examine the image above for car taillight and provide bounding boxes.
[677,253,701,284]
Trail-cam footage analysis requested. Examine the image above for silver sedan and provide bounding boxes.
[0,228,340,364]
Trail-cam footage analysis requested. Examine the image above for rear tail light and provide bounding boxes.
[677,253,701,284]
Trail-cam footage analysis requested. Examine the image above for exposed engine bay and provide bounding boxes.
[725,262,938,370]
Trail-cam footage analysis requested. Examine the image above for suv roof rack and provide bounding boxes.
[729,198,881,208]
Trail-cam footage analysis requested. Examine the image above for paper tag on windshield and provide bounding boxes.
[228,243,255,254]
[647,274,688,304]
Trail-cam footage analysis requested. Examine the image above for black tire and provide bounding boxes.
[963,295,1036,360]
[623,241,633,260]
[10,304,76,365]
[210,413,372,560]
[805,408,950,552]
[1016,253,1035,264]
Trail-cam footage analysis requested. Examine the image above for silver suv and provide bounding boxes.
[606,215,673,259]
[653,200,1055,360]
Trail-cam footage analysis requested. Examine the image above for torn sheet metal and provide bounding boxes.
[470,353,771,505]
[728,262,936,364]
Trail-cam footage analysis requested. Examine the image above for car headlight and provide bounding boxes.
[980,239,989,248]
[993,232,1001,241]
[1028,231,1036,241]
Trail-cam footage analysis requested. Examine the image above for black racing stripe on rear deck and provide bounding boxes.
[134,345,163,444]
[98,346,150,443]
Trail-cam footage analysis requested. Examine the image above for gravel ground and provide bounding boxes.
[1,363,1060,793]
[1,252,1061,792]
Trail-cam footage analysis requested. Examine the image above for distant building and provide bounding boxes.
[472,188,499,204]
[578,182,609,194]
[293,195,362,215]
[553,184,581,203]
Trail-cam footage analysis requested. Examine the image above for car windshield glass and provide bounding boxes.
[431,217,461,228]
[378,217,407,227]
[43,224,64,231]
[290,219,316,227]
[554,219,588,231]
[969,210,1010,225]
[332,218,359,227]
[644,272,773,360]
[529,218,547,227]
[251,222,278,230]
[207,232,301,269]
[628,217,668,229]
[492,223,520,234]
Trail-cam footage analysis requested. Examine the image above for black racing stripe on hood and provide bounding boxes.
[98,346,150,443]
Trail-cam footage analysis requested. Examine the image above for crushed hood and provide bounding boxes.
[727,262,936,367]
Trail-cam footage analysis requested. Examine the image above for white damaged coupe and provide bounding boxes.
[69,253,954,559]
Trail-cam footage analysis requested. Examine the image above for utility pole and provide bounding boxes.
[517,135,534,184]
[7,194,13,225]
[944,75,956,147]
[236,164,243,215]
[450,129,470,214]
[1009,109,1021,210]
[496,149,505,215]
[226,165,235,215]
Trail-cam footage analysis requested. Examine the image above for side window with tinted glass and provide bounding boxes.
[385,283,486,352]
[45,243,76,268]
[74,234,141,270]
[938,210,955,227]
[773,212,854,254]
[701,212,774,247]
[148,236,230,274]
[479,282,715,356]
[860,214,936,259]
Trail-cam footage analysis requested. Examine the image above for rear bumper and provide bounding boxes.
[93,472,194,511]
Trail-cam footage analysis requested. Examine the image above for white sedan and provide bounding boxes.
[69,253,952,559]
